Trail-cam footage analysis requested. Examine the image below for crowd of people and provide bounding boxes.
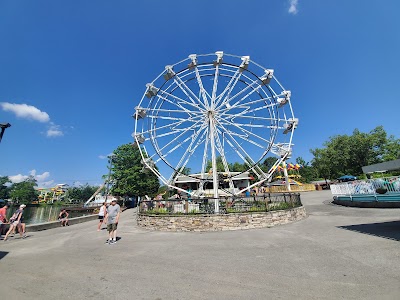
[0,204,27,241]
[0,199,122,244]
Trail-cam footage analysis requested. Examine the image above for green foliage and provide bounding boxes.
[262,156,277,171]
[0,176,11,199]
[295,157,318,183]
[310,126,400,179]
[269,202,293,210]
[110,144,160,197]
[67,184,99,202]
[9,176,38,204]
[145,207,168,214]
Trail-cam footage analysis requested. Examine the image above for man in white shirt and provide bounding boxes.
[105,200,121,245]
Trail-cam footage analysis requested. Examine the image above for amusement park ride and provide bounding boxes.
[36,184,69,204]
[133,52,298,212]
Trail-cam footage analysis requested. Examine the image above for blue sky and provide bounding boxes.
[1,0,399,188]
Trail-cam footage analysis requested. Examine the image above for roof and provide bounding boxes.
[175,172,251,183]
[362,159,400,174]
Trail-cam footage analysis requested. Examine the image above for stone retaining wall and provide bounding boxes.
[137,206,307,232]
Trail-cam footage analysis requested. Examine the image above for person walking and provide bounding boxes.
[4,204,26,241]
[97,202,107,231]
[105,200,120,245]
[0,203,9,238]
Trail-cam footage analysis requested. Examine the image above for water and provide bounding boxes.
[6,206,92,225]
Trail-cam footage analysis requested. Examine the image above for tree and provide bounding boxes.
[0,176,11,199]
[68,184,99,202]
[110,144,160,198]
[262,156,278,172]
[295,157,318,183]
[310,126,399,179]
[9,176,38,204]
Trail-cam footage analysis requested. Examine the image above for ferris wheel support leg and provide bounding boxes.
[209,116,219,213]
[282,161,292,192]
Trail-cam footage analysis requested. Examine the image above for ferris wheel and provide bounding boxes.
[133,51,298,200]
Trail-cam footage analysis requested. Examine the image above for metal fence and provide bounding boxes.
[331,176,400,196]
[138,193,302,215]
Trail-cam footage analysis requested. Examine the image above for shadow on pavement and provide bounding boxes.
[338,220,400,241]
[0,251,9,260]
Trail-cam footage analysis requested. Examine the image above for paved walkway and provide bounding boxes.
[1,191,399,300]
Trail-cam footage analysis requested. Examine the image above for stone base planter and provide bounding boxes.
[137,206,307,232]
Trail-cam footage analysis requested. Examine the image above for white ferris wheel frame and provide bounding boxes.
[133,52,298,206]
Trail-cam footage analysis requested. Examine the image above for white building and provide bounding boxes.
[174,172,252,197]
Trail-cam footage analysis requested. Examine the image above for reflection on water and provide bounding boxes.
[6,206,91,225]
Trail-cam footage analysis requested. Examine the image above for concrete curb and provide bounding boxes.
[26,214,98,232]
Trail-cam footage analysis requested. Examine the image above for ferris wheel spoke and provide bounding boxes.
[152,118,202,141]
[219,103,272,120]
[168,125,208,183]
[149,115,194,122]
[218,77,260,108]
[214,68,242,108]
[201,127,210,177]
[142,118,198,136]
[193,67,211,109]
[228,84,265,110]
[157,90,206,113]
[173,73,208,110]
[220,113,276,122]
[217,117,271,145]
[150,120,203,158]
[232,96,275,109]
[219,130,259,171]
[211,65,220,108]
[153,123,206,165]
[214,129,235,177]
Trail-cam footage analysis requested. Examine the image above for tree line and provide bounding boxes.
[1,126,398,203]
[0,176,99,205]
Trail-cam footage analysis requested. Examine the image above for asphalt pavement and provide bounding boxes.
[1,190,399,300]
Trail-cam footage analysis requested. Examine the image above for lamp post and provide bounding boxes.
[0,123,11,143]
[104,154,116,203]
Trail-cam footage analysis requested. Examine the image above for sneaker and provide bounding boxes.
[105,240,110,245]
[109,240,116,245]
[22,235,27,239]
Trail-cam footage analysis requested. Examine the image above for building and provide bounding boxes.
[174,172,252,197]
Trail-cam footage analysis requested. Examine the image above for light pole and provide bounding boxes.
[0,123,11,143]
[104,154,116,203]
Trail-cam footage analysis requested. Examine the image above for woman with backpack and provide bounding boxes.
[4,204,27,241]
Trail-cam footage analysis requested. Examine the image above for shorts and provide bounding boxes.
[98,216,104,220]
[13,221,19,226]
[107,223,118,232]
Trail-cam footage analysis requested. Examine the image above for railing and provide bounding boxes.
[331,176,400,196]
[138,193,302,215]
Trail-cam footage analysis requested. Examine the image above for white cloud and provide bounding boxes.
[39,180,55,187]
[0,102,50,122]
[98,155,107,159]
[288,0,299,15]
[9,170,52,185]
[8,174,29,183]
[32,170,50,182]
[46,123,64,137]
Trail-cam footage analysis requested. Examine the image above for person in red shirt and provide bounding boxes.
[0,204,9,237]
